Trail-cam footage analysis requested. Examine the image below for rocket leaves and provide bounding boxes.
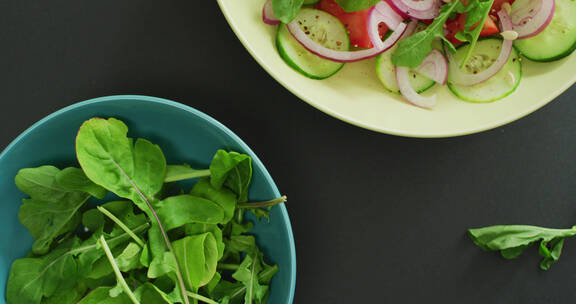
[7,117,285,304]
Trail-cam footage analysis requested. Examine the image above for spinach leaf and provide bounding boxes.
[334,0,380,12]
[165,164,210,183]
[158,195,225,230]
[191,177,237,222]
[272,0,304,24]
[15,166,103,254]
[392,0,462,68]
[210,150,252,203]
[173,233,219,290]
[468,225,576,269]
[115,242,143,272]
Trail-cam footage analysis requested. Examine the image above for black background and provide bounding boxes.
[2,1,576,303]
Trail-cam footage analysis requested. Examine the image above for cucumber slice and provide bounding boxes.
[448,38,522,103]
[376,46,436,94]
[514,0,576,62]
[276,8,350,80]
[303,0,320,4]
[375,23,437,94]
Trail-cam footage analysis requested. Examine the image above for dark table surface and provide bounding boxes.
[2,1,576,303]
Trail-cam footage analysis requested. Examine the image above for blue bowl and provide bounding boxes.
[0,95,296,303]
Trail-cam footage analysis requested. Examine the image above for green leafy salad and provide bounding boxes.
[6,118,286,304]
[263,0,576,108]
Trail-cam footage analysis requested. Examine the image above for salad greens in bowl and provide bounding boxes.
[218,0,576,137]
[0,95,295,304]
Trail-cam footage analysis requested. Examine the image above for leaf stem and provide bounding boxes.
[186,291,220,304]
[165,169,211,183]
[217,263,240,270]
[239,195,287,208]
[99,235,141,304]
[97,206,146,247]
[112,159,190,304]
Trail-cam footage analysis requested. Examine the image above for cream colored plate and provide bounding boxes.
[217,0,576,137]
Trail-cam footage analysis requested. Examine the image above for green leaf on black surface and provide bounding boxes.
[209,150,253,203]
[468,225,576,269]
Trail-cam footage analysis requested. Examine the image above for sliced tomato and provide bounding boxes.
[316,0,388,48]
[491,0,515,14]
[445,13,501,44]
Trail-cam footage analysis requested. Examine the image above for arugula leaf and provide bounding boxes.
[115,242,143,272]
[232,254,268,304]
[191,177,237,222]
[468,225,576,269]
[165,164,211,183]
[272,0,304,24]
[158,195,225,230]
[186,223,225,260]
[76,118,190,304]
[55,167,107,199]
[77,287,131,304]
[7,223,148,304]
[41,282,88,304]
[392,0,462,68]
[173,233,219,289]
[76,118,166,206]
[98,235,140,304]
[334,0,380,12]
[210,150,253,203]
[15,166,103,254]
[19,195,89,255]
[134,283,172,304]
[539,238,565,270]
[453,0,495,67]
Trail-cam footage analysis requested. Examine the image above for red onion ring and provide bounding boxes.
[287,20,408,63]
[511,0,555,39]
[388,0,440,20]
[367,1,405,48]
[414,49,448,85]
[447,9,514,86]
[263,0,280,25]
[396,66,436,108]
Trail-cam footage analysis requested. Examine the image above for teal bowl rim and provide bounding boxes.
[0,95,296,303]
